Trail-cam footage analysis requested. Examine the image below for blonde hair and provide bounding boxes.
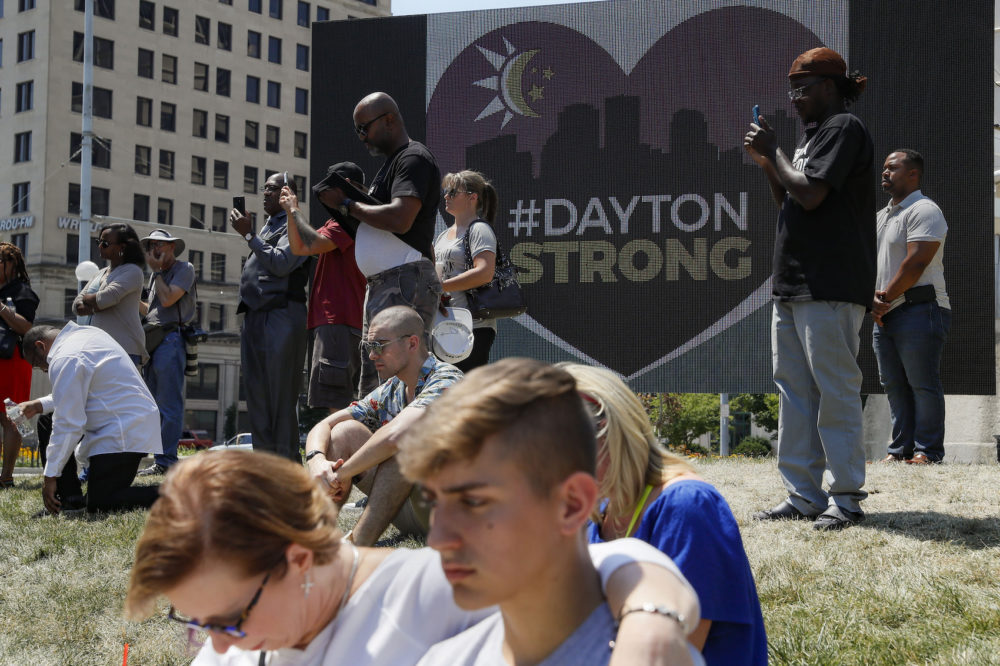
[442,170,498,223]
[399,358,595,496]
[125,450,343,620]
[558,364,692,521]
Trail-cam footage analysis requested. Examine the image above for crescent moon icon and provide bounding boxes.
[501,49,541,118]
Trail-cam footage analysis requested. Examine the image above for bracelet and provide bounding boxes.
[305,450,326,462]
[619,603,687,631]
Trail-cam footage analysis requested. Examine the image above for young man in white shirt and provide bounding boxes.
[400,358,700,666]
[19,323,161,515]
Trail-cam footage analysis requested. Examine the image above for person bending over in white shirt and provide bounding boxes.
[19,323,161,515]
[125,449,700,666]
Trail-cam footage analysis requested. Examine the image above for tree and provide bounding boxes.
[646,393,720,450]
[731,393,779,434]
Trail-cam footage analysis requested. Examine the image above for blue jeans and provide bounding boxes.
[143,330,185,468]
[872,302,951,462]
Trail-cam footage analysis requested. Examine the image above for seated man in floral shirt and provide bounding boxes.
[305,305,463,546]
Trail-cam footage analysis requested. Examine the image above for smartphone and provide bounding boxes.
[233,196,246,215]
[282,171,289,187]
[752,105,761,124]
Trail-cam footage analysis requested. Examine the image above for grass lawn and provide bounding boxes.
[0,458,997,665]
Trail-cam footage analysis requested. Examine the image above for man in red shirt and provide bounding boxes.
[284,162,368,412]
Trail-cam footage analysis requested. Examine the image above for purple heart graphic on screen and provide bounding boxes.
[427,7,823,375]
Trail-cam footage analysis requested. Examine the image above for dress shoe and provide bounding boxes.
[881,453,907,463]
[813,506,865,531]
[906,453,934,465]
[753,500,816,521]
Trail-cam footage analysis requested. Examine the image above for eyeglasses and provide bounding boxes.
[167,569,273,639]
[260,172,290,193]
[787,78,827,100]
[442,188,472,198]
[361,335,410,356]
[354,112,389,137]
[98,240,114,248]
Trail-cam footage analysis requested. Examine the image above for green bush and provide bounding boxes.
[732,435,773,458]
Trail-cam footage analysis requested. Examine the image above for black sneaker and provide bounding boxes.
[813,507,865,531]
[137,463,167,477]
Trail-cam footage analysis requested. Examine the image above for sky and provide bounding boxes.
[390,0,599,16]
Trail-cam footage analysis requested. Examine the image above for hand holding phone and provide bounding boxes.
[752,105,760,124]
[233,196,246,215]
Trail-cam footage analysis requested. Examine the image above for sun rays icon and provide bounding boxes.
[473,36,551,129]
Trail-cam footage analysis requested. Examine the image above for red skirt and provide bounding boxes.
[0,344,32,403]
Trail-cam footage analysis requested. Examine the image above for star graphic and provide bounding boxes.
[528,84,544,102]
[542,67,555,80]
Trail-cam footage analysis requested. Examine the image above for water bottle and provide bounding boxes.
[4,398,34,438]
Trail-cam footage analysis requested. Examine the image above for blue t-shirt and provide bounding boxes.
[588,480,767,666]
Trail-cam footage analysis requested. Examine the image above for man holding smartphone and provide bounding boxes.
[230,172,310,462]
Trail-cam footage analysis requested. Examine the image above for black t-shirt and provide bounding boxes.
[0,278,39,325]
[772,112,876,307]
[368,140,441,261]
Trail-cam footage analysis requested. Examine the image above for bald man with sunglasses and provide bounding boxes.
[304,306,463,546]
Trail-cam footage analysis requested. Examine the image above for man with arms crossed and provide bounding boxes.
[871,150,951,464]
[318,92,443,394]
[305,306,462,546]
[401,359,701,666]
[744,47,876,530]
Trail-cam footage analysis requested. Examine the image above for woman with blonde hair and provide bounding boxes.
[434,170,499,371]
[126,449,711,665]
[561,363,767,666]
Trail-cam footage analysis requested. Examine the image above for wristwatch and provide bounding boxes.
[305,450,326,462]
[338,198,354,216]
[243,232,253,242]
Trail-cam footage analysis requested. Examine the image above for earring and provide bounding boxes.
[301,571,314,598]
[119,250,124,258]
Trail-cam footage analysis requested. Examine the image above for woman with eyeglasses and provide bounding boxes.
[561,363,768,666]
[0,242,39,489]
[433,171,499,371]
[126,449,707,665]
[72,223,147,367]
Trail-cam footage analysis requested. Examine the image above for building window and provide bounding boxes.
[74,84,110,113]
[137,48,154,78]
[195,15,210,45]
[190,203,205,230]
[191,156,206,185]
[316,6,329,21]
[138,1,155,30]
[188,249,204,277]
[296,44,308,71]
[11,183,30,214]
[72,33,114,69]
[193,109,208,138]
[187,365,220,399]
[162,54,177,84]
[243,166,258,194]
[211,206,227,232]
[295,88,308,115]
[64,288,77,319]
[163,6,178,36]
[133,194,150,222]
[218,22,232,50]
[208,303,225,331]
[216,68,231,97]
[245,120,259,149]
[249,0,262,14]
[194,62,209,91]
[159,149,175,179]
[19,0,36,11]
[247,30,261,58]
[0,39,4,67]
[70,133,112,169]
[293,175,306,198]
[246,75,260,103]
[269,0,282,19]
[160,102,176,131]
[297,1,309,26]
[10,234,28,258]
[210,253,226,282]
[136,96,153,126]
[158,198,174,225]
[266,81,280,108]
[74,0,115,20]
[15,81,33,112]
[17,31,35,62]
[268,36,282,64]
[13,132,31,163]
[68,184,110,216]
[265,125,279,153]
[135,145,151,175]
[294,131,307,159]
[214,161,229,189]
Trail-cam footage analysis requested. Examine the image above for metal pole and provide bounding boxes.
[719,393,730,456]
[78,0,94,266]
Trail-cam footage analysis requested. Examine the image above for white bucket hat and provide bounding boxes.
[140,229,186,256]
[431,307,474,364]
